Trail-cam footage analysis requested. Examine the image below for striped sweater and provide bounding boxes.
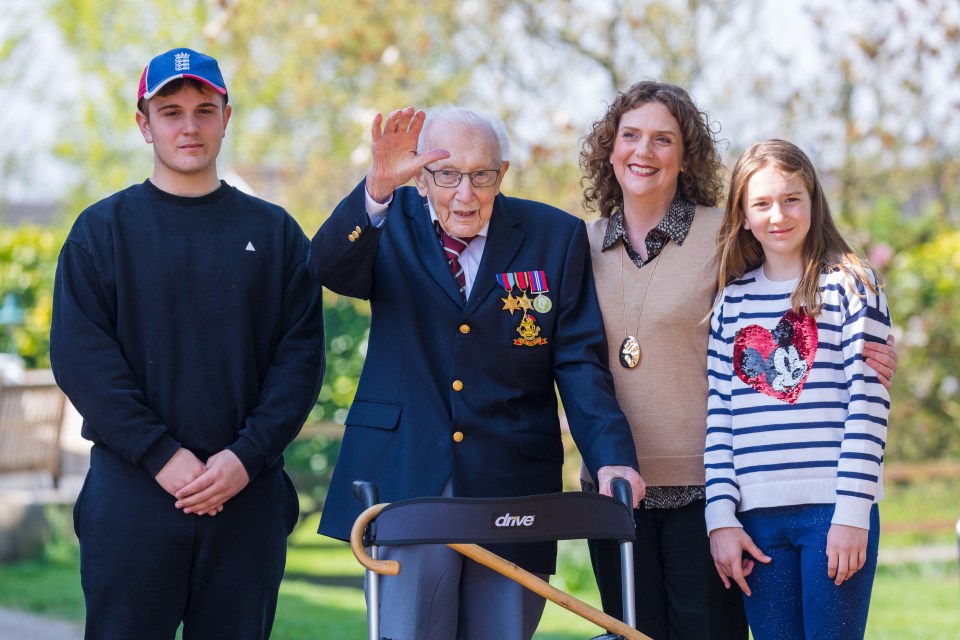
[704,265,891,534]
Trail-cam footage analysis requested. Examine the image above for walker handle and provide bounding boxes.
[611,477,638,629]
[352,479,380,510]
[611,477,633,511]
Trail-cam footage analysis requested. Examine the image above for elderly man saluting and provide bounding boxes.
[310,106,644,639]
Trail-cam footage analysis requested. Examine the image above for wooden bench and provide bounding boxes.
[0,371,68,488]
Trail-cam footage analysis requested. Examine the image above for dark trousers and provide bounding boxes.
[588,498,748,640]
[74,446,299,640]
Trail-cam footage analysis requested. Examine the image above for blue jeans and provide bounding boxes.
[740,503,880,640]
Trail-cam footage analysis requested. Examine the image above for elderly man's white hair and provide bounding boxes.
[417,105,511,163]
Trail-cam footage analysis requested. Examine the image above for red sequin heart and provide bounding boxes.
[732,310,818,404]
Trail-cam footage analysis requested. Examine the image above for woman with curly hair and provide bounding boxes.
[579,80,746,640]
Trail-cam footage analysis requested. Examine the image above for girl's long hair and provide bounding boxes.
[715,139,881,315]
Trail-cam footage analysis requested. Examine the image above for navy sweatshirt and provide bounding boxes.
[51,180,325,480]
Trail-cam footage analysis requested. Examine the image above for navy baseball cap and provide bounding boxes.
[137,48,227,104]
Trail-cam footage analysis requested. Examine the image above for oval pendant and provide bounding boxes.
[619,335,640,369]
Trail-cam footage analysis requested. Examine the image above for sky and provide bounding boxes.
[0,0,83,202]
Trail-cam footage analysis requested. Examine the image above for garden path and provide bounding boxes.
[0,605,83,640]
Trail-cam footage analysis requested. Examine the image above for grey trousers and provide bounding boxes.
[371,477,547,638]
[373,542,548,640]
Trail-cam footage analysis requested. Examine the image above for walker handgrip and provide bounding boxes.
[352,480,380,510]
[611,478,633,511]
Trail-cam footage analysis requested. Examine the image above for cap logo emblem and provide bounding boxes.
[174,52,190,72]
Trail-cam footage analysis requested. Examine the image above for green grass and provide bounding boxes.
[274,580,367,638]
[879,477,960,547]
[867,563,960,639]
[2,543,956,639]
[1,492,958,639]
[0,557,85,619]
[2,534,957,638]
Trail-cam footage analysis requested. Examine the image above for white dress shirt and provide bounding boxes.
[365,188,489,299]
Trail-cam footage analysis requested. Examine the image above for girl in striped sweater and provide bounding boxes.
[705,139,890,640]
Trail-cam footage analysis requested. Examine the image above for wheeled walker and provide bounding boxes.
[349,479,651,640]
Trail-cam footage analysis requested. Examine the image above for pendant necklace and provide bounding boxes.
[619,240,662,369]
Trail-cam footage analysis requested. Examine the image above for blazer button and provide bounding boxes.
[453,431,464,443]
[452,380,464,391]
[459,324,470,334]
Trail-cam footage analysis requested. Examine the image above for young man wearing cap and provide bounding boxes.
[50,48,325,639]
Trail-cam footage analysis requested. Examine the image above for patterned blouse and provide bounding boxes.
[601,194,695,267]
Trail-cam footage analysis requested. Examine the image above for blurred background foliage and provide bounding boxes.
[0,226,63,363]
[1,0,958,508]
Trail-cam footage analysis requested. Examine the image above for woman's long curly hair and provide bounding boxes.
[580,81,724,217]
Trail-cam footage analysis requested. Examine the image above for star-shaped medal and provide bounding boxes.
[516,292,534,312]
[501,293,521,315]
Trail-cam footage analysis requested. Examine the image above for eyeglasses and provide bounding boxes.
[424,167,501,188]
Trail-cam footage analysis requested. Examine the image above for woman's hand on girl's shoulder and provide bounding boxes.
[863,334,898,389]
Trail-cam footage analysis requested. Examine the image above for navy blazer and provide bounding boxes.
[310,180,638,573]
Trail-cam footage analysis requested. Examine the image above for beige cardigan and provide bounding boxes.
[583,207,721,487]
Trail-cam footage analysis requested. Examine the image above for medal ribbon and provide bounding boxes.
[529,270,549,293]
[514,271,529,291]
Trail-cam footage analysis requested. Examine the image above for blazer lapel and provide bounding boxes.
[465,195,523,316]
[407,196,465,307]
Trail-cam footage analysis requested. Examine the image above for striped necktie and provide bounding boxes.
[436,222,474,299]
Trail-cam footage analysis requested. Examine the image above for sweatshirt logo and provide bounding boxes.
[245,241,256,252]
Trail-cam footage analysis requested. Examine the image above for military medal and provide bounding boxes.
[497,273,522,315]
[516,291,534,312]
[512,273,535,320]
[498,272,549,347]
[514,314,548,346]
[501,294,520,314]
[529,270,552,313]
